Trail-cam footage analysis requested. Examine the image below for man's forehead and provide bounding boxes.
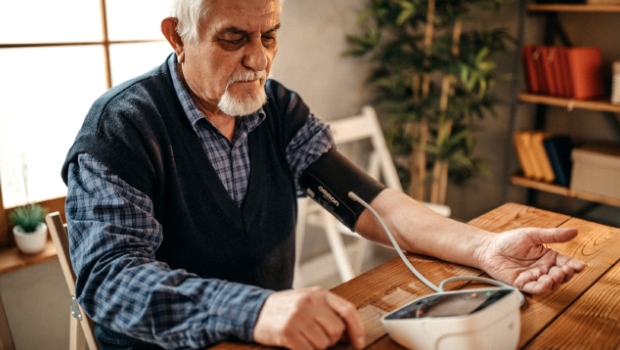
[208,0,280,30]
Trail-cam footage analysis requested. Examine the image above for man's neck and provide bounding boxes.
[177,62,236,142]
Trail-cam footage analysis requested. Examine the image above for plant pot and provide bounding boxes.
[13,223,48,255]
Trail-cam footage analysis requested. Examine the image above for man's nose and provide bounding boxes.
[243,38,269,72]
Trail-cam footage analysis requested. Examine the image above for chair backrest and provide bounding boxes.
[46,212,99,350]
[329,106,450,217]
[329,106,403,192]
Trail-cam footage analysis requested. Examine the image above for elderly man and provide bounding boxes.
[62,0,585,349]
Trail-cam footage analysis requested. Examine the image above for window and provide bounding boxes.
[0,0,172,208]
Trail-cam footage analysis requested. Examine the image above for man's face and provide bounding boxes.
[181,0,280,116]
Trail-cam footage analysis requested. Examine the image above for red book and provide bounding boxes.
[532,46,548,95]
[522,45,541,94]
[548,47,566,97]
[566,47,605,100]
[556,47,572,98]
[540,46,558,96]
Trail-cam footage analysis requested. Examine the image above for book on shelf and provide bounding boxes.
[531,131,556,183]
[540,46,558,97]
[522,45,604,100]
[522,45,542,94]
[514,131,573,187]
[513,131,537,179]
[566,47,605,100]
[514,131,544,181]
[543,136,574,187]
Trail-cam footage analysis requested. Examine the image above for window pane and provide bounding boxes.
[0,0,101,44]
[106,0,170,41]
[109,42,173,86]
[0,46,107,207]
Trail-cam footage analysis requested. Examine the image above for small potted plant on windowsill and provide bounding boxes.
[10,203,48,255]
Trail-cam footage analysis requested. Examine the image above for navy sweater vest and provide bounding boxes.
[62,57,310,291]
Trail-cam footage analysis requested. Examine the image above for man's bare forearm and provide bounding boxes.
[354,189,493,270]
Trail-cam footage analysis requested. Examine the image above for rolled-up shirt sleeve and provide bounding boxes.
[285,113,336,196]
[66,153,272,349]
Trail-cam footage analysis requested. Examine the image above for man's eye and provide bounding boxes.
[262,37,276,47]
[227,39,244,45]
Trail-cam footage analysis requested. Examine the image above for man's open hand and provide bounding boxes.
[253,286,365,350]
[479,227,586,295]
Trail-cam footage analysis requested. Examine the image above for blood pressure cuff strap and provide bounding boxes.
[299,149,386,231]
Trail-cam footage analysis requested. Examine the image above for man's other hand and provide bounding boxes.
[253,286,365,350]
[479,227,586,295]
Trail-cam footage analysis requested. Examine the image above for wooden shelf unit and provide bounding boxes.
[518,93,620,113]
[504,1,620,211]
[510,174,620,207]
[528,4,620,12]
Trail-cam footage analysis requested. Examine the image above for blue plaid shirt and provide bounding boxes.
[65,54,335,349]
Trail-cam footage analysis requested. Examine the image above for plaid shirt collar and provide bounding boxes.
[167,54,265,139]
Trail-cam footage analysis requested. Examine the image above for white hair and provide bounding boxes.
[170,0,210,44]
[170,0,283,44]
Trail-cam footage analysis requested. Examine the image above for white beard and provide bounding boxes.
[218,70,268,117]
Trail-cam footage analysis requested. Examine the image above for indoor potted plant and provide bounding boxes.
[346,0,513,204]
[10,203,48,255]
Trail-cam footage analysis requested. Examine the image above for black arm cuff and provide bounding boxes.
[299,149,386,231]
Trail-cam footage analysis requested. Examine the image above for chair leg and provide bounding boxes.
[321,211,356,282]
[0,294,15,350]
[70,315,86,350]
[350,237,368,276]
[293,198,309,288]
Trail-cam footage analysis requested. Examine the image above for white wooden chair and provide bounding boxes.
[294,106,450,287]
[46,212,99,350]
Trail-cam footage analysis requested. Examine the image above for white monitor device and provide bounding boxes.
[382,288,520,350]
[347,192,522,350]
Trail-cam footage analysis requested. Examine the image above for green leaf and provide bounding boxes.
[475,47,490,63]
[478,79,487,99]
[451,153,473,167]
[477,61,496,72]
[460,65,470,85]
[356,10,375,25]
[396,2,415,26]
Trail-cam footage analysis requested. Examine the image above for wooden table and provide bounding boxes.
[213,203,620,350]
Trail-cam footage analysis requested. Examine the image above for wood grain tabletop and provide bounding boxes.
[211,203,620,350]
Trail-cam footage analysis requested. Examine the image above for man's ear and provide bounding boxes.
[161,17,185,63]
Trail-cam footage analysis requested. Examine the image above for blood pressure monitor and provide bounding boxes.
[382,288,520,350]
[345,192,523,350]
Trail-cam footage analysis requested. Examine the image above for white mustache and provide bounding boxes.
[226,70,267,90]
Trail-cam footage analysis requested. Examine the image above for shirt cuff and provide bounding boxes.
[208,281,274,343]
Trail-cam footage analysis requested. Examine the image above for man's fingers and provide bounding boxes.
[521,274,554,295]
[325,292,366,349]
[299,319,332,350]
[285,331,314,350]
[314,306,346,345]
[562,264,575,283]
[555,253,586,279]
[548,266,564,284]
[529,227,578,245]
[253,288,366,350]
[569,258,586,272]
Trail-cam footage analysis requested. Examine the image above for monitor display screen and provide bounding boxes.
[385,289,513,319]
